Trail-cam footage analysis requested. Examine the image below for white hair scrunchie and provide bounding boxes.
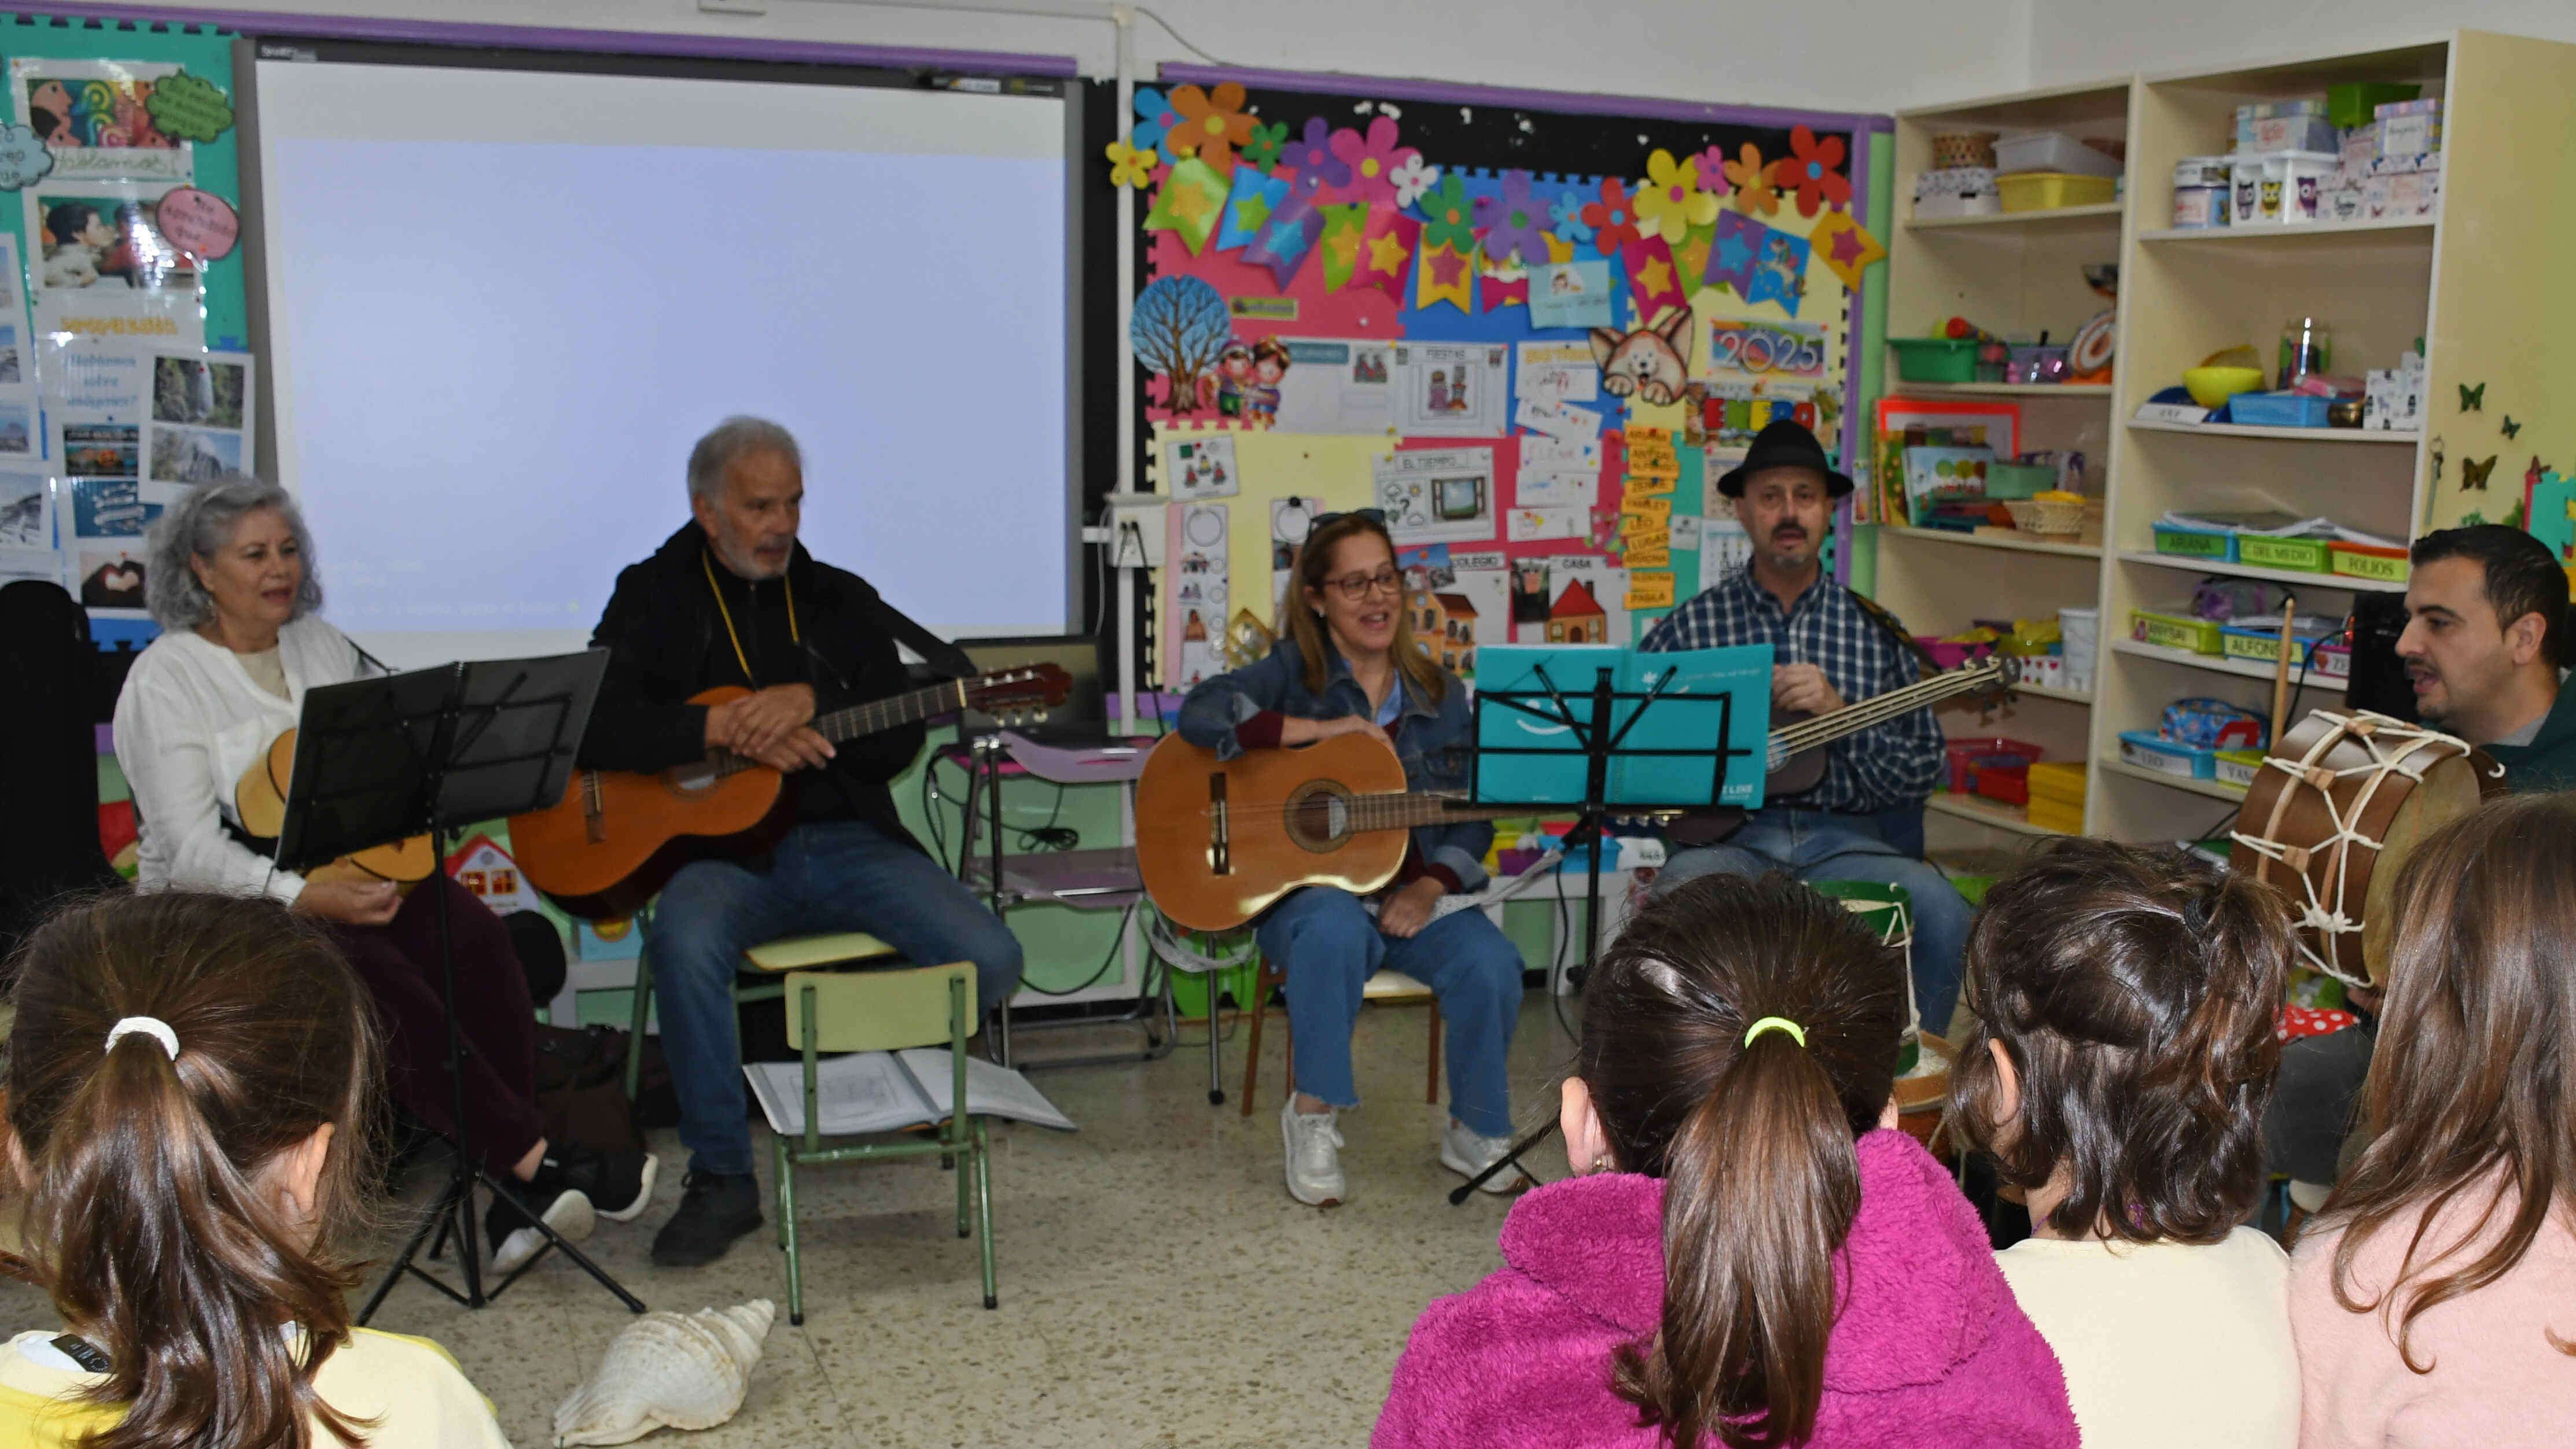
[104,1016,179,1060]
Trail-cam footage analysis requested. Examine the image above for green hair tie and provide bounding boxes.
[1742,1016,1807,1049]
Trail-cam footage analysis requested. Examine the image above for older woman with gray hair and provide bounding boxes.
[112,475,652,1272]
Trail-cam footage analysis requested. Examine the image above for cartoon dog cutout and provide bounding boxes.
[1588,309,1694,407]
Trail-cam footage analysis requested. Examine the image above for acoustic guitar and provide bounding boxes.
[1135,657,2014,932]
[233,728,437,889]
[510,666,1070,920]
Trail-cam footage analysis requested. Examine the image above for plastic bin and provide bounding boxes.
[2331,542,2410,584]
[2314,641,2352,679]
[1971,756,2034,805]
[2222,622,2336,666]
[2058,606,2099,690]
[2234,106,2336,154]
[2172,156,2232,229]
[1889,337,1979,382]
[2119,729,2219,779]
[2215,748,2268,790]
[2236,534,2335,572]
[2328,82,2418,128]
[1998,172,2117,212]
[1985,462,2058,500]
[2131,607,2224,655]
[1944,736,2042,795]
[2154,525,2238,562]
[2228,392,2335,429]
[1994,131,2122,178]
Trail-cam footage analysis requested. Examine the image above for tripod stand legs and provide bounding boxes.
[359,1162,647,1324]
[1447,1119,1561,1205]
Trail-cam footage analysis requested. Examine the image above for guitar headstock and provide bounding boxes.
[965,662,1074,722]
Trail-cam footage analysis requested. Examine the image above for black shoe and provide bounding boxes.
[544,1145,659,1223]
[486,1168,595,1276]
[650,1170,763,1268]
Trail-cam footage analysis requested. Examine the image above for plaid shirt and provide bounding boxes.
[1639,568,1944,813]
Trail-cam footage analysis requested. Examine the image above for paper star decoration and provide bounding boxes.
[1621,234,1686,318]
[1142,158,1232,254]
[1417,239,1476,312]
[1318,202,1371,293]
[1355,211,1422,300]
[1368,232,1409,274]
[1215,165,1289,252]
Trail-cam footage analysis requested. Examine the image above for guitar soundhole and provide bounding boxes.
[1284,781,1354,854]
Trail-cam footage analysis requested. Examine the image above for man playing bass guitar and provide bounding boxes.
[1175,509,1528,1209]
[1639,419,1974,1038]
[580,416,1023,1269]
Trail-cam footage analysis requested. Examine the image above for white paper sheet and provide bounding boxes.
[1164,433,1239,500]
[744,1050,1077,1136]
[1515,395,1600,441]
[1506,506,1584,542]
[1393,342,1510,437]
[898,1049,1076,1131]
[1267,335,1394,436]
[1375,445,1497,545]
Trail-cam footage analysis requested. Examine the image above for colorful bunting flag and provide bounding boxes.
[1242,195,1324,290]
[1355,211,1422,300]
[1478,254,1529,312]
[1745,224,1812,316]
[1621,234,1686,320]
[1216,165,1289,252]
[1808,211,1887,290]
[1706,211,1767,296]
[1674,222,1717,296]
[1317,203,1373,292]
[1416,239,1477,313]
[1143,158,1231,255]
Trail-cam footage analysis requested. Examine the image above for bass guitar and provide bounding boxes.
[233,728,437,890]
[510,666,1070,920]
[1135,657,2014,931]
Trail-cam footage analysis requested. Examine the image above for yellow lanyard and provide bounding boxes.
[703,547,797,684]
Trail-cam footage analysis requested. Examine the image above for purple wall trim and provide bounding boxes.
[1832,121,1872,584]
[1157,62,1889,134]
[5,2,1079,75]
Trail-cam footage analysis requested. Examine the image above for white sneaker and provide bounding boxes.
[1280,1100,1347,1207]
[490,1187,596,1277]
[1440,1121,1529,1194]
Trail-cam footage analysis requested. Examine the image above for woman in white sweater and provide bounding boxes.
[113,477,652,1272]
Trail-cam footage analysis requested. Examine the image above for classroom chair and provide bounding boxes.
[774,961,996,1325]
[623,928,908,1101]
[1238,954,1442,1116]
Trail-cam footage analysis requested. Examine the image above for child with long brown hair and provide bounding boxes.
[1374,873,2075,1448]
[2289,792,2576,1446]
[0,890,508,1449]
[1176,508,1526,1207]
[1948,838,2300,1449]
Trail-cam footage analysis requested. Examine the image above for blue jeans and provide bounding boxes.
[1253,887,1524,1138]
[647,820,1026,1176]
[1652,809,1971,1037]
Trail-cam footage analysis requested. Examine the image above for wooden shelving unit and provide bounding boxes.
[1927,791,2071,837]
[1906,201,2125,231]
[1881,31,2576,843]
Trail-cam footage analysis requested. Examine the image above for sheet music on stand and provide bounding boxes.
[1470,644,1772,812]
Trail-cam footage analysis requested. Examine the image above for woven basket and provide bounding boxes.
[2006,496,2088,536]
[1932,131,1999,169]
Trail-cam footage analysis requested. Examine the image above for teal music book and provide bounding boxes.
[1470,644,1772,809]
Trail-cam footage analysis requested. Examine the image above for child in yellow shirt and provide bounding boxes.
[0,890,507,1449]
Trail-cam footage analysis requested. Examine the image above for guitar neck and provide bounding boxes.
[1770,663,2007,756]
[1345,794,1525,834]
[812,679,968,743]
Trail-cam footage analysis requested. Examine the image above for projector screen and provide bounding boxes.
[253,56,1076,666]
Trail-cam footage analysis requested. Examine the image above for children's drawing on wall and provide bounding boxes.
[12,61,196,183]
[1165,434,1239,501]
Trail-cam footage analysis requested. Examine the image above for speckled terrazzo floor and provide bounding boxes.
[0,997,1583,1447]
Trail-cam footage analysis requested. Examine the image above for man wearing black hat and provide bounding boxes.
[1639,418,1972,1036]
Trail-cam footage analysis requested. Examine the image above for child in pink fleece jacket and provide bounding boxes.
[1374,873,2077,1449]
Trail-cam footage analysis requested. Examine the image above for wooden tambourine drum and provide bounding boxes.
[2228,709,2507,986]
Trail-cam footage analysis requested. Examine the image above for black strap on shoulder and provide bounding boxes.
[859,592,978,681]
[1847,588,1946,680]
[50,1334,110,1373]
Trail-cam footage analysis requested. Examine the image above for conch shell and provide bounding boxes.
[553,1299,775,1446]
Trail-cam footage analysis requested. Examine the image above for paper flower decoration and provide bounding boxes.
[1472,169,1552,267]
[1318,203,1373,293]
[1635,149,1718,244]
[1769,125,1852,217]
[1329,116,1416,209]
[1242,120,1289,171]
[1808,210,1887,290]
[1216,165,1290,251]
[1356,211,1422,299]
[1142,157,1232,255]
[1105,139,1155,189]
[1417,171,1478,254]
[1163,83,1255,174]
[1580,178,1642,258]
[1547,188,1593,245]
[1720,142,1780,216]
[1389,153,1440,207]
[1278,116,1351,200]
[1132,89,1179,162]
[1416,239,1475,313]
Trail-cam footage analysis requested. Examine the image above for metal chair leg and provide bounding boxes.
[1239,959,1271,1117]
[624,946,654,1102]
[973,1118,997,1310]
[1426,1001,1444,1105]
[778,1140,805,1326]
[954,1117,973,1240]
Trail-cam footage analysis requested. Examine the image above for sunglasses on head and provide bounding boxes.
[1310,507,1388,529]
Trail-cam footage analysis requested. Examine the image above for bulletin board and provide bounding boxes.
[0,12,248,642]
[1119,67,1889,688]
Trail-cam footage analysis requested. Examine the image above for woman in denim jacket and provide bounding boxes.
[1179,511,1528,1208]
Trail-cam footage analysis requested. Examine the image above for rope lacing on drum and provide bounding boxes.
[2228,710,2463,988]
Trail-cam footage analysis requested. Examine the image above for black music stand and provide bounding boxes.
[1448,657,1756,1203]
[269,650,643,1321]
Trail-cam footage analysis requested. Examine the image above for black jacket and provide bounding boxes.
[579,522,927,848]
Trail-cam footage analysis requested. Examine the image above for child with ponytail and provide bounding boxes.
[0,890,509,1449]
[1374,873,2075,1448]
[1948,838,2300,1449]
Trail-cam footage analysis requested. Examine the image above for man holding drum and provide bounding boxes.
[2263,523,2570,1213]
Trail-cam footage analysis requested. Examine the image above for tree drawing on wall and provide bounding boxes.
[1132,275,1231,414]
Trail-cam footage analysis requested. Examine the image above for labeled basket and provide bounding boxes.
[2005,493,2088,536]
[2237,533,2334,572]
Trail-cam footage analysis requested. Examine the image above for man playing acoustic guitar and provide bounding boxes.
[580,416,1024,1268]
[1638,419,1974,1038]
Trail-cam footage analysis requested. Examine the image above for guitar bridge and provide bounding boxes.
[582,770,606,844]
[1208,772,1231,877]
